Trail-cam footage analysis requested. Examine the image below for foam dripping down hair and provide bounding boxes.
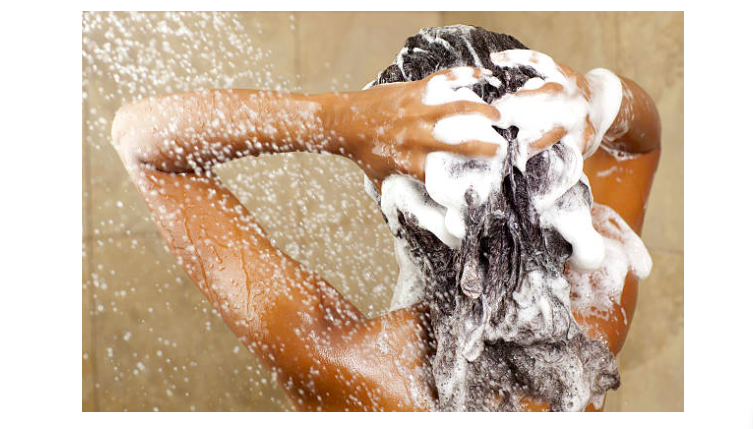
[364,25,620,411]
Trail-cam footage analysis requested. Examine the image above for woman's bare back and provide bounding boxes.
[111,49,660,410]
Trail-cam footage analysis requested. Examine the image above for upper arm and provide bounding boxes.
[130,165,438,410]
[570,146,660,355]
[602,76,661,157]
[111,90,409,409]
[124,161,365,382]
[584,146,660,234]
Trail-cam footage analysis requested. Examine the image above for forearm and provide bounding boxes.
[603,76,661,154]
[112,89,345,172]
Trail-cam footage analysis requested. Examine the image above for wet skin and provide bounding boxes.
[112,62,660,411]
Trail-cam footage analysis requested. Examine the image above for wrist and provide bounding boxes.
[583,68,623,158]
[309,91,359,156]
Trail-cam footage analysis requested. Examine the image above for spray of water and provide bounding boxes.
[83,11,398,411]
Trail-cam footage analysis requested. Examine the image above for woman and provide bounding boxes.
[111,29,660,411]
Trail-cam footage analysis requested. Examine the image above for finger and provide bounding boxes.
[580,120,596,155]
[432,140,500,158]
[433,100,501,122]
[557,62,577,79]
[527,126,567,155]
[513,81,565,98]
[423,67,499,107]
[554,64,590,98]
[430,114,507,146]
[490,49,555,70]
[490,49,567,85]
[425,66,493,90]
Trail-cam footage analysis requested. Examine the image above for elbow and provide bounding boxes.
[111,103,142,166]
[627,94,661,154]
[604,77,662,154]
[111,98,196,174]
[642,94,662,152]
[627,80,661,153]
[625,76,662,153]
[112,100,172,171]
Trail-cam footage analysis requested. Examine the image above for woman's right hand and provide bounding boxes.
[326,67,505,190]
[488,50,623,161]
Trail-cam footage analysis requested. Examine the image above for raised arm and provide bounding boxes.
[576,74,662,361]
[113,94,370,406]
[484,51,662,413]
[488,49,660,159]
[111,89,338,172]
[112,67,501,181]
[110,67,502,410]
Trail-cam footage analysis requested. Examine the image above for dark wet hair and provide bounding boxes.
[371,25,619,411]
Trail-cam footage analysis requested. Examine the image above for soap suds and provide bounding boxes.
[364,25,649,411]
[567,203,652,318]
[596,165,618,178]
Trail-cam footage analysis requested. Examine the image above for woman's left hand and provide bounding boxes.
[489,50,607,159]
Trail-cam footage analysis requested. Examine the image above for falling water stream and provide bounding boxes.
[82,11,399,411]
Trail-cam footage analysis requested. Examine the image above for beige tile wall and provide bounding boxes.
[83,11,302,411]
[83,11,683,411]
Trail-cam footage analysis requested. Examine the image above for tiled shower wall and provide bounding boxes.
[83,11,683,411]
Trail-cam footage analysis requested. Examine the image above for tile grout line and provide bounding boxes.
[615,12,623,75]
[85,236,99,412]
[294,11,301,93]
[83,95,100,412]
[292,11,304,231]
[646,246,684,256]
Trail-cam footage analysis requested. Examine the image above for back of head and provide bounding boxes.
[366,25,619,411]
